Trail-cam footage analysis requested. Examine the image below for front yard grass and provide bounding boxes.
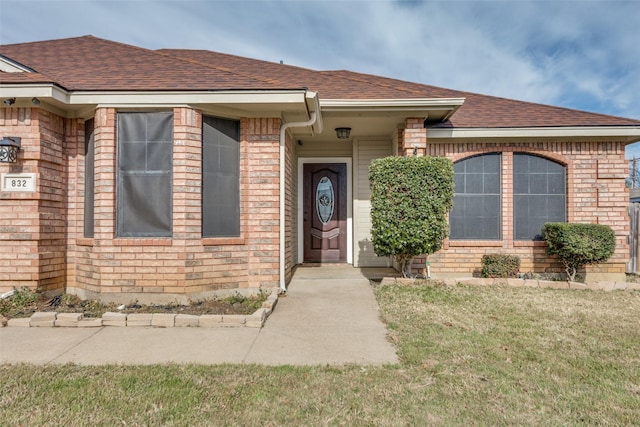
[1,282,639,426]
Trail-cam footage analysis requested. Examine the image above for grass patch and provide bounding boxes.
[376,282,640,425]
[1,283,639,425]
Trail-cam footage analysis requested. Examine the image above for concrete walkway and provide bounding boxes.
[0,266,398,366]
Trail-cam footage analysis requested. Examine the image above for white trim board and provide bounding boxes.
[428,126,640,141]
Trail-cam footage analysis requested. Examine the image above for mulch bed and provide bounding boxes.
[0,291,265,319]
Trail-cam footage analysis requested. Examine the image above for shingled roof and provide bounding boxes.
[0,36,290,91]
[2,35,639,129]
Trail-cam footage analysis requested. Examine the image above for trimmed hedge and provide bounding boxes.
[369,156,454,277]
[542,222,616,281]
[481,254,521,278]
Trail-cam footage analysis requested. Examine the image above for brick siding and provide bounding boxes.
[1,106,632,295]
[413,136,630,280]
[1,106,284,297]
[0,108,68,292]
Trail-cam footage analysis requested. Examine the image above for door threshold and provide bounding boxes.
[300,262,351,267]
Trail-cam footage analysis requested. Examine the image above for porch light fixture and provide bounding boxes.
[0,137,21,163]
[3,98,16,106]
[335,127,351,139]
[31,97,40,105]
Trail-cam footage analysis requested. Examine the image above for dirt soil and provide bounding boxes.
[1,292,266,319]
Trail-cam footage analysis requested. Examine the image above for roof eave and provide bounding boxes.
[0,83,316,119]
[428,126,640,144]
[321,97,465,112]
[0,83,68,102]
[320,98,465,124]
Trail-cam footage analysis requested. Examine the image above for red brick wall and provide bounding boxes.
[0,108,69,293]
[63,116,84,291]
[3,104,631,294]
[417,139,629,280]
[1,106,284,297]
[63,108,282,299]
[401,118,427,156]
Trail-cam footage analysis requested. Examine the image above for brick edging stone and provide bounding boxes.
[1,291,279,329]
[381,277,640,291]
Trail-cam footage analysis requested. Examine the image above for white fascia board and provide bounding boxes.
[428,126,640,141]
[1,85,309,107]
[69,90,309,108]
[320,98,466,112]
[0,84,69,103]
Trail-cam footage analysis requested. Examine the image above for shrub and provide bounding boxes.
[481,254,521,278]
[542,222,616,282]
[369,156,454,277]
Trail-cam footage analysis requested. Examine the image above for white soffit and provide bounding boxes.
[321,98,465,112]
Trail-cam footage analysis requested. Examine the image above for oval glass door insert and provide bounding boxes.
[316,177,334,224]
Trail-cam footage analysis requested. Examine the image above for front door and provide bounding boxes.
[303,163,347,262]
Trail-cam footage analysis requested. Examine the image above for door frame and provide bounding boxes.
[298,157,353,264]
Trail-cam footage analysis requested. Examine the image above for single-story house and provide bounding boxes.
[1,36,640,301]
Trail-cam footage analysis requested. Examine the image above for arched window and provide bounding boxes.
[450,153,501,240]
[513,153,566,240]
[449,152,567,242]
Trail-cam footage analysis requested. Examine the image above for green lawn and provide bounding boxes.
[1,282,639,426]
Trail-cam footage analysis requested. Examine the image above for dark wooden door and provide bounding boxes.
[303,163,347,262]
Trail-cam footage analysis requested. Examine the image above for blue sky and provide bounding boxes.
[2,0,640,155]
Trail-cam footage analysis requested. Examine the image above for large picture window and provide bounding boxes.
[202,115,240,238]
[449,152,567,242]
[450,153,501,240]
[116,112,173,237]
[513,153,566,240]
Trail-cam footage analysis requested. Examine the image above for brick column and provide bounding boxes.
[91,108,118,294]
[172,107,202,291]
[93,108,117,242]
[401,118,427,156]
[63,117,84,289]
[244,117,280,288]
[0,108,67,292]
[173,107,202,242]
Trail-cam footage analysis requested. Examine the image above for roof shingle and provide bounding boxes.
[1,35,639,128]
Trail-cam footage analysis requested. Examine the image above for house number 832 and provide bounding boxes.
[1,174,35,192]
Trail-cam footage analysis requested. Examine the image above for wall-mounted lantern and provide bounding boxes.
[0,137,21,163]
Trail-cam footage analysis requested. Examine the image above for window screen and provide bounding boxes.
[83,118,95,238]
[202,116,240,237]
[449,153,501,240]
[116,112,173,237]
[513,153,566,240]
